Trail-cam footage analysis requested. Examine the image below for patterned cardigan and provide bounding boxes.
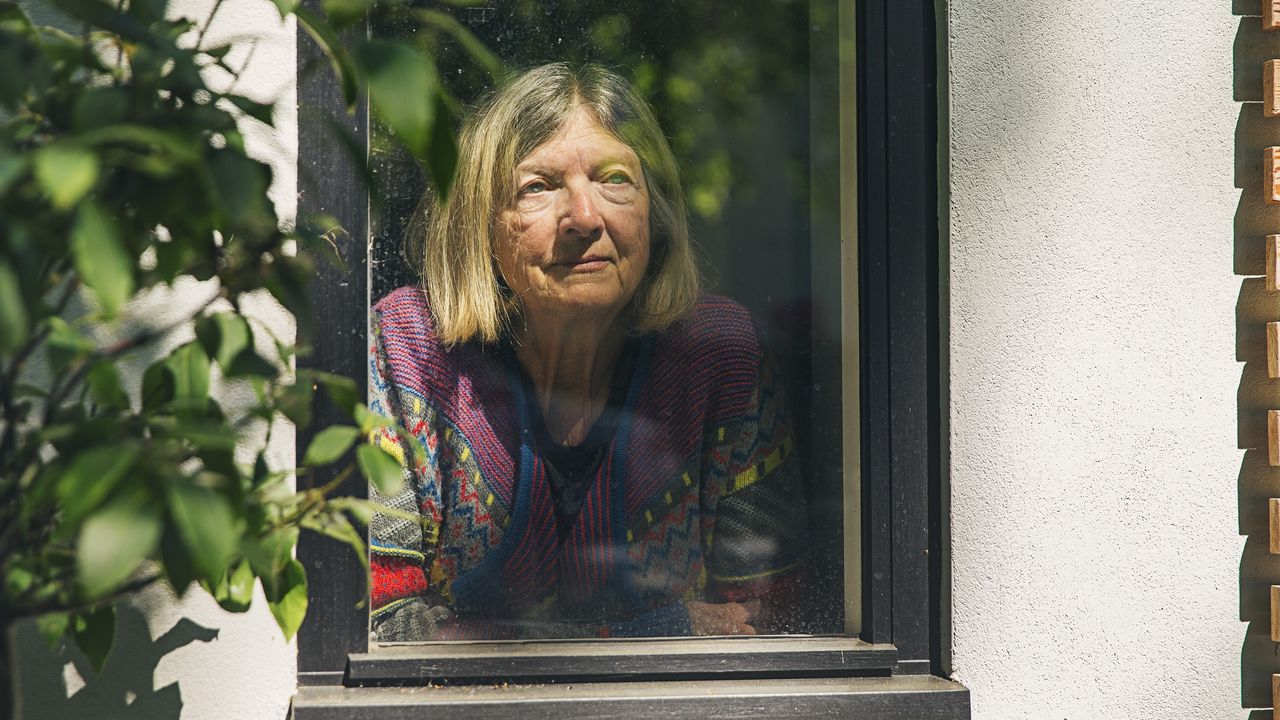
[368,287,806,640]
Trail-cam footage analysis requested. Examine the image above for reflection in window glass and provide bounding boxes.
[367,0,847,640]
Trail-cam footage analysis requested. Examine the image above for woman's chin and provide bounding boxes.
[525,287,634,320]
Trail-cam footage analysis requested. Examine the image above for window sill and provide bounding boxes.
[341,636,897,686]
[292,674,971,719]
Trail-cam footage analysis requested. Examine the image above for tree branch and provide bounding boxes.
[274,462,357,529]
[0,277,79,465]
[42,286,225,427]
[194,0,227,52]
[20,572,164,619]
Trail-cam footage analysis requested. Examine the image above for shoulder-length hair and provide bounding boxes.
[415,62,700,345]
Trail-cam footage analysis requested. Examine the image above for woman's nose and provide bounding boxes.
[559,182,603,237]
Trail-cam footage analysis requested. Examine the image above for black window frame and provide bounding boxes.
[291,0,966,715]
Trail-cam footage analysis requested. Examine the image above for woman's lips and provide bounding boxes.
[558,256,610,272]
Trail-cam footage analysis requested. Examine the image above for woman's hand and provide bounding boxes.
[685,599,761,636]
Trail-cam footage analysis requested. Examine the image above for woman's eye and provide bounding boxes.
[604,172,630,185]
[521,181,549,195]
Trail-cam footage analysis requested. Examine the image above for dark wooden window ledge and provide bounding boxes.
[290,637,970,719]
[293,675,969,719]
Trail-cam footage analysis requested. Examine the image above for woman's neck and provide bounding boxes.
[513,312,626,447]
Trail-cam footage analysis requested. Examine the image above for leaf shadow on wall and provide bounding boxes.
[1235,7,1280,715]
[13,604,218,720]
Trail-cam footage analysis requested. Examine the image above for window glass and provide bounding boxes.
[367,0,849,640]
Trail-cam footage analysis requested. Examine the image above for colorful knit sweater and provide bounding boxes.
[368,287,806,640]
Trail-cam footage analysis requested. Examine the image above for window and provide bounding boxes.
[368,0,845,641]
[292,0,966,714]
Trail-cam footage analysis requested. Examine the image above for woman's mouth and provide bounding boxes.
[559,256,610,272]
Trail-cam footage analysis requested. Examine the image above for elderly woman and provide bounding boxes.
[368,63,807,640]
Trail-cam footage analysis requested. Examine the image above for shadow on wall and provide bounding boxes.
[12,605,217,720]
[1236,3,1280,712]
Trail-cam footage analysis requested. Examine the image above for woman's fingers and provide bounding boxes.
[687,600,760,636]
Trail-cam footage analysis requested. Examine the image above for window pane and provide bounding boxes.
[367,0,849,640]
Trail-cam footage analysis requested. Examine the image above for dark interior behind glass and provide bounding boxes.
[368,0,846,634]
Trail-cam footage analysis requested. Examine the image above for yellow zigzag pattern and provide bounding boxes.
[729,433,794,494]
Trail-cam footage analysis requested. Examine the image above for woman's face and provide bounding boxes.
[495,106,650,325]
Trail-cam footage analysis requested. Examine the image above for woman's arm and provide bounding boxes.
[701,346,809,634]
[367,309,453,640]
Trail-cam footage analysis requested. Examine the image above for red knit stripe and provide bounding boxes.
[502,459,559,599]
[371,555,428,609]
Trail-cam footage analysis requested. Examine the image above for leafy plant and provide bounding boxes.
[0,0,492,716]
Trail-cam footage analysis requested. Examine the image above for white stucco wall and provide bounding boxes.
[122,0,300,716]
[946,2,1249,718]
[14,0,298,718]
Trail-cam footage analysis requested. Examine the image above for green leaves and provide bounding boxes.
[34,144,99,210]
[143,342,211,412]
[356,40,456,196]
[0,154,27,197]
[167,343,211,401]
[322,0,374,30]
[273,377,313,427]
[426,94,458,200]
[195,312,276,378]
[301,508,368,597]
[223,94,275,127]
[56,443,140,528]
[357,41,436,157]
[316,371,358,415]
[0,0,494,663]
[167,482,237,580]
[73,604,116,674]
[49,0,151,44]
[70,202,134,316]
[72,87,128,132]
[123,0,164,25]
[196,313,251,370]
[267,0,299,20]
[356,443,404,496]
[87,361,129,409]
[36,604,117,671]
[160,524,198,596]
[303,425,360,466]
[245,527,297,588]
[0,15,36,107]
[207,149,274,236]
[207,559,255,613]
[0,258,27,351]
[261,252,315,335]
[5,565,34,597]
[412,9,504,82]
[265,558,307,641]
[46,317,94,373]
[296,7,358,108]
[76,495,162,597]
[35,613,70,652]
[357,405,426,467]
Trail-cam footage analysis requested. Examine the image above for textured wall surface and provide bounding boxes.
[14,0,298,718]
[946,2,1247,718]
